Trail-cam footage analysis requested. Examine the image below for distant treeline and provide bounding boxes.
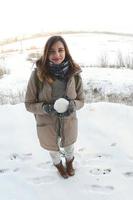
[1,30,133,46]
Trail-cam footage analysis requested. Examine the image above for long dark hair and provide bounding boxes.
[36,35,80,83]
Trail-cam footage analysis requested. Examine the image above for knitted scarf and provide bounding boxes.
[48,60,69,80]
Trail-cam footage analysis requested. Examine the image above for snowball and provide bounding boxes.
[54,98,69,113]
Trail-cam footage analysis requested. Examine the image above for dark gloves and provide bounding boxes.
[42,103,55,114]
[42,97,76,117]
[63,99,76,117]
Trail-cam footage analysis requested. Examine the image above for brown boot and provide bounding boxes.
[66,157,75,176]
[54,161,69,179]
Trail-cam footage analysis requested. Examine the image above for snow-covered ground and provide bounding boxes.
[1,102,133,200]
[82,67,133,105]
[1,33,133,200]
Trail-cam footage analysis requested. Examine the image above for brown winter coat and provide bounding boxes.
[25,69,85,151]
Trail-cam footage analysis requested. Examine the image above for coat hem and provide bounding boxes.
[40,144,59,151]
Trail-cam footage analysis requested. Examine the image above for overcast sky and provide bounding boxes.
[0,0,133,39]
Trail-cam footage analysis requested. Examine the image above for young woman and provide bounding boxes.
[25,35,85,178]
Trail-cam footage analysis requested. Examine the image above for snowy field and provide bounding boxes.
[0,102,133,200]
[1,33,133,105]
[1,33,133,200]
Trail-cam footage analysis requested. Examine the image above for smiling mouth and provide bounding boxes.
[53,58,60,61]
[52,58,62,63]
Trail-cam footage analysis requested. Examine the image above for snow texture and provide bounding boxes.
[1,102,133,200]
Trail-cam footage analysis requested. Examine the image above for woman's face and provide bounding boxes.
[48,41,66,64]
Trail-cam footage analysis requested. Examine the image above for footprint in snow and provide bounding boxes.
[84,184,114,194]
[9,153,32,161]
[95,153,112,159]
[123,171,133,177]
[36,161,52,170]
[90,168,111,175]
[29,174,58,184]
[110,142,117,147]
[0,168,19,174]
[0,168,10,174]
[77,149,112,160]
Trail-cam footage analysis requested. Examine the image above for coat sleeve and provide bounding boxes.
[24,70,44,115]
[74,74,85,110]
